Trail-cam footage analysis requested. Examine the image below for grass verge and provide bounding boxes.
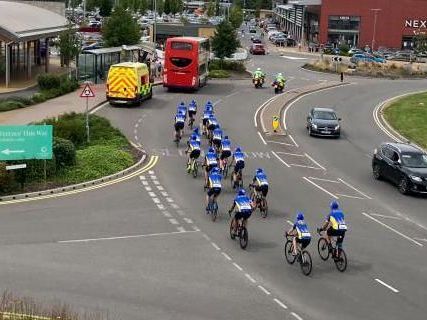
[209,69,230,78]
[383,92,427,149]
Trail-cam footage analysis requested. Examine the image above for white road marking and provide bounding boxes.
[336,193,365,200]
[221,252,232,261]
[225,91,240,98]
[153,180,160,185]
[166,197,174,203]
[271,151,291,168]
[177,210,186,216]
[150,175,157,180]
[157,204,165,210]
[192,226,200,231]
[89,102,109,114]
[156,185,164,190]
[257,131,267,145]
[414,238,427,243]
[176,226,186,232]
[183,218,193,224]
[362,212,423,247]
[276,151,305,157]
[245,273,256,283]
[371,213,402,220]
[257,285,271,295]
[303,177,338,199]
[148,192,156,197]
[148,170,155,174]
[211,242,221,250]
[134,135,138,140]
[254,96,276,129]
[233,262,243,271]
[374,278,399,293]
[139,175,146,180]
[287,220,293,226]
[288,134,299,147]
[202,233,211,241]
[142,181,148,186]
[58,230,198,243]
[291,312,304,320]
[135,123,139,128]
[337,178,372,199]
[281,55,307,60]
[290,163,322,170]
[170,203,180,209]
[169,218,179,225]
[144,186,152,191]
[161,191,169,197]
[152,198,161,204]
[266,140,295,146]
[162,211,172,218]
[273,298,288,310]
[213,99,222,106]
[304,153,326,170]
[308,177,339,183]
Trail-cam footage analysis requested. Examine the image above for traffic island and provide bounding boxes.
[382,92,427,150]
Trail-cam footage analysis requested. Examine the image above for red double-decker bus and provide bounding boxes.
[163,37,210,89]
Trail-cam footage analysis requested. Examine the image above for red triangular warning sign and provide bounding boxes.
[80,84,96,98]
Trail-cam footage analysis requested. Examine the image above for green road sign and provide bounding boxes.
[0,125,53,160]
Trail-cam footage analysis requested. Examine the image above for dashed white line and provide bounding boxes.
[139,176,146,180]
[272,151,291,168]
[233,262,243,271]
[305,153,326,170]
[245,273,256,283]
[183,218,193,224]
[211,242,221,250]
[374,278,399,293]
[162,211,172,218]
[142,181,148,186]
[337,178,372,199]
[202,234,210,241]
[273,298,288,310]
[135,123,139,128]
[303,177,338,199]
[176,226,186,233]
[148,192,156,197]
[150,175,157,180]
[144,186,152,191]
[152,198,161,204]
[257,285,271,295]
[134,135,138,141]
[221,252,232,261]
[166,197,174,203]
[153,181,160,185]
[257,131,267,145]
[157,204,165,210]
[169,218,179,225]
[291,312,304,320]
[156,185,164,190]
[288,134,299,147]
[362,212,423,247]
[161,191,169,197]
[192,226,201,231]
[148,170,155,174]
[170,203,180,209]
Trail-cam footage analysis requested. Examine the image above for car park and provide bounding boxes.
[306,107,341,137]
[372,142,427,194]
[350,53,385,64]
[249,43,266,55]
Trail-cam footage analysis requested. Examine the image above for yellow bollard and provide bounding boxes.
[272,115,280,133]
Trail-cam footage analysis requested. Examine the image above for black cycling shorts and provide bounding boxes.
[208,187,221,197]
[234,161,244,173]
[213,139,221,148]
[188,110,196,118]
[296,237,311,249]
[256,185,268,197]
[175,122,184,131]
[202,118,208,126]
[220,150,231,160]
[205,164,217,173]
[208,123,217,131]
[234,211,251,220]
[190,149,200,159]
[327,228,346,243]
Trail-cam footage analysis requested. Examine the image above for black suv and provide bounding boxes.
[372,142,427,194]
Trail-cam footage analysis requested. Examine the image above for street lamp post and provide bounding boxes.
[371,9,381,51]
[153,0,157,44]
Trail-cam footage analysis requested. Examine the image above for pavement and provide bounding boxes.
[0,26,427,320]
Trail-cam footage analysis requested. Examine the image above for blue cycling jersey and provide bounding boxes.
[213,128,222,140]
[234,195,252,213]
[293,220,311,239]
[208,117,218,126]
[189,140,200,151]
[203,110,213,120]
[208,172,222,189]
[175,114,185,124]
[178,106,187,115]
[327,210,347,231]
[234,151,245,163]
[221,139,231,150]
[189,133,201,143]
[255,172,269,186]
[205,152,218,166]
[188,103,197,112]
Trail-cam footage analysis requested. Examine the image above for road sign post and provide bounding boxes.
[80,82,96,143]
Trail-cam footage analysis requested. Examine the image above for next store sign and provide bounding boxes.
[405,20,427,28]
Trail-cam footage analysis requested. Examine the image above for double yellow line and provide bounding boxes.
[0,155,159,206]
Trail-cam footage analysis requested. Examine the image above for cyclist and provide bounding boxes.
[185,135,201,172]
[173,110,186,142]
[206,166,222,212]
[203,147,218,188]
[192,127,201,143]
[207,114,219,141]
[228,189,254,236]
[202,105,213,136]
[188,99,197,126]
[250,168,269,204]
[286,212,311,256]
[231,147,245,189]
[319,201,348,251]
[212,125,223,151]
[177,102,187,120]
[219,135,232,171]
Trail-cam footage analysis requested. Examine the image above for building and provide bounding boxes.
[151,23,216,43]
[3,0,66,16]
[274,0,427,49]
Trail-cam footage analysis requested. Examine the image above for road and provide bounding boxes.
[0,29,426,320]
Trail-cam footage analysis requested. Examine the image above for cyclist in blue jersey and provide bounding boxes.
[177,102,187,119]
[203,147,218,187]
[206,167,222,211]
[212,125,223,151]
[250,168,269,199]
[219,135,232,171]
[185,135,201,171]
[319,201,348,249]
[174,110,186,142]
[231,147,245,188]
[228,189,254,236]
[202,106,213,136]
[287,212,312,256]
[188,100,197,127]
[207,114,218,141]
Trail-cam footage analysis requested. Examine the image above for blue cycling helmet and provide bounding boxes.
[238,188,246,196]
[191,134,197,141]
[191,99,197,105]
[235,147,241,152]
[193,127,199,134]
[206,100,213,106]
[330,200,339,210]
[297,212,304,221]
[179,102,185,106]
[256,168,263,174]
[208,147,215,153]
[224,135,229,139]
[209,114,215,119]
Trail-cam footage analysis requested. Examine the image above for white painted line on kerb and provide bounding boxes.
[337,178,372,199]
[272,151,291,168]
[58,230,198,243]
[275,151,305,157]
[273,298,288,310]
[221,252,232,261]
[289,134,299,147]
[257,285,271,295]
[303,177,338,199]
[305,153,326,170]
[291,312,304,320]
[257,131,267,145]
[374,279,399,293]
[371,213,402,220]
[362,213,423,247]
[245,273,256,284]
[233,262,243,271]
[211,242,221,250]
[169,218,179,225]
[308,177,339,183]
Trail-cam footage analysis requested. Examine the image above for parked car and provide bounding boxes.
[348,48,364,56]
[270,32,286,42]
[249,43,266,55]
[306,107,341,137]
[350,53,385,64]
[249,27,257,33]
[372,142,427,194]
[273,37,287,46]
[388,51,416,62]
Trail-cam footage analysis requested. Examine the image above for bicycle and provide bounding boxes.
[207,196,219,222]
[249,184,268,218]
[231,167,243,189]
[174,130,182,147]
[317,229,348,272]
[229,214,249,249]
[284,234,312,276]
[220,157,230,178]
[188,116,195,129]
[187,157,199,178]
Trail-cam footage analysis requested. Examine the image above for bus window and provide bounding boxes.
[170,57,192,68]
[171,42,193,50]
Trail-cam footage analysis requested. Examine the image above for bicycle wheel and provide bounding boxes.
[284,240,296,264]
[239,226,248,249]
[334,248,348,272]
[230,219,236,240]
[211,202,218,222]
[223,163,229,178]
[300,251,313,276]
[193,161,198,178]
[317,238,330,261]
[261,199,268,218]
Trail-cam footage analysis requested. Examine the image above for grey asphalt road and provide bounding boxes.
[1,27,426,320]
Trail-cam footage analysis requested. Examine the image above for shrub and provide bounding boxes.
[0,100,26,112]
[53,137,76,168]
[41,113,87,148]
[31,92,48,104]
[209,70,230,78]
[37,73,61,90]
[209,60,246,72]
[0,162,18,193]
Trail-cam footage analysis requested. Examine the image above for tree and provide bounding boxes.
[103,6,141,47]
[229,5,244,29]
[212,20,240,61]
[170,0,183,14]
[164,0,171,14]
[414,32,427,54]
[206,1,216,17]
[58,24,81,68]
[99,0,113,16]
